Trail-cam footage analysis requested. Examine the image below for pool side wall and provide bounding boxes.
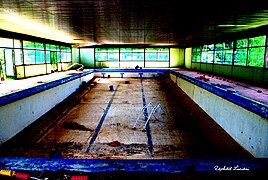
[0,72,94,145]
[170,72,268,158]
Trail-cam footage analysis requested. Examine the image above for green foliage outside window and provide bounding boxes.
[145,48,169,61]
[248,47,265,67]
[215,42,233,64]
[235,36,266,67]
[192,35,266,68]
[95,47,169,61]
[249,36,266,47]
[201,45,214,63]
[192,47,201,62]
[234,48,247,66]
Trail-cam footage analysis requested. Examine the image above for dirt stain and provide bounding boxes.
[62,122,93,131]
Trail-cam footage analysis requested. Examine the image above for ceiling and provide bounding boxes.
[0,0,268,47]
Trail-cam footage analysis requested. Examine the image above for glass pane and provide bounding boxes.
[0,38,13,48]
[47,44,59,51]
[236,39,248,48]
[50,52,57,64]
[158,53,169,61]
[208,44,215,51]
[95,48,107,52]
[36,50,45,64]
[24,50,35,64]
[46,51,51,63]
[60,46,71,51]
[95,52,107,61]
[35,42,44,50]
[234,48,247,66]
[223,49,233,64]
[215,50,223,64]
[23,41,35,49]
[249,35,266,47]
[201,51,208,62]
[202,45,209,51]
[193,47,201,52]
[266,47,268,68]
[192,52,201,62]
[248,47,265,67]
[57,52,61,62]
[66,47,71,52]
[108,48,119,52]
[145,52,157,60]
[216,43,223,50]
[159,48,169,52]
[61,52,67,62]
[133,52,144,60]
[108,52,119,61]
[145,48,156,52]
[207,51,214,63]
[14,39,21,48]
[14,49,23,65]
[66,52,71,62]
[120,52,132,60]
[120,48,132,52]
[133,48,143,52]
[223,42,233,49]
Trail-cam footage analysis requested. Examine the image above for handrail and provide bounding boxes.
[66,63,84,71]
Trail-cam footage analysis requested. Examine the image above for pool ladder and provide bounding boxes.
[133,102,165,129]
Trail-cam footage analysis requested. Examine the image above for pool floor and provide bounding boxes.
[0,74,252,159]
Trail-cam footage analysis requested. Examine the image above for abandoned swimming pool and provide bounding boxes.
[0,68,267,176]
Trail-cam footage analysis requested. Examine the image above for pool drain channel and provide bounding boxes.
[86,84,120,153]
[140,79,154,156]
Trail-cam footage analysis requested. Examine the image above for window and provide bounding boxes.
[14,49,23,65]
[192,47,201,62]
[145,48,169,61]
[95,48,119,61]
[192,35,266,68]
[120,48,133,61]
[201,44,214,63]
[0,38,13,48]
[132,48,144,61]
[247,36,265,67]
[24,50,36,64]
[234,36,266,67]
[23,41,46,64]
[36,50,45,64]
[215,42,233,64]
[95,47,169,62]
[46,51,51,63]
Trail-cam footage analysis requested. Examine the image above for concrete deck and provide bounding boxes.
[0,74,252,159]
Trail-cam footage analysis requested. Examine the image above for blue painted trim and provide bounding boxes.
[170,70,268,119]
[0,157,267,173]
[0,70,94,107]
[86,84,120,153]
[140,79,154,155]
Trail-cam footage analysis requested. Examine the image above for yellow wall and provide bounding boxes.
[25,65,47,77]
[16,66,25,79]
[170,48,184,67]
[185,48,192,69]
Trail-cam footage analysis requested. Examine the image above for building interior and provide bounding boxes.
[0,0,268,179]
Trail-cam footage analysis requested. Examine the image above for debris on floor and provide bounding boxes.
[107,141,121,147]
[62,122,93,131]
